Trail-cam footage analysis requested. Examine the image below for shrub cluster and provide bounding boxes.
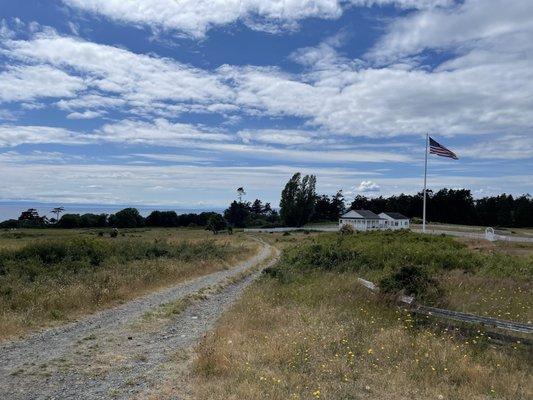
[379,265,445,306]
[0,237,228,283]
[266,231,532,283]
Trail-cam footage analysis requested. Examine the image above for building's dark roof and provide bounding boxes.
[356,209,382,219]
[382,212,409,220]
[341,209,382,219]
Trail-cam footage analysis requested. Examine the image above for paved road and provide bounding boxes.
[0,237,278,400]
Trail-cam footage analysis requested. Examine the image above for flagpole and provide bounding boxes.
[422,133,428,233]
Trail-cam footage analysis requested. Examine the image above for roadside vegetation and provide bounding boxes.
[0,228,257,339]
[192,231,532,399]
[264,231,532,321]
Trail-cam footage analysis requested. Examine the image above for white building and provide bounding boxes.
[339,210,383,231]
[378,212,410,230]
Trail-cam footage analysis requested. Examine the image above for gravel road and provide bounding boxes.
[0,236,277,400]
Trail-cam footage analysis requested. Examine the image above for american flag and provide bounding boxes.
[429,137,458,160]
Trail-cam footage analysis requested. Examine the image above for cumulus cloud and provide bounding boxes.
[61,0,447,38]
[62,0,342,38]
[4,4,533,139]
[357,180,380,192]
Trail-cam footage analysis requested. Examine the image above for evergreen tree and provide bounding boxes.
[280,173,317,226]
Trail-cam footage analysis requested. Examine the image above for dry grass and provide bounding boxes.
[440,270,532,323]
[460,238,533,258]
[0,229,258,340]
[193,272,532,400]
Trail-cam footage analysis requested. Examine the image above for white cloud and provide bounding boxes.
[1,31,233,113]
[67,110,105,119]
[0,64,85,102]
[357,180,380,192]
[222,59,533,137]
[4,12,532,140]
[237,129,326,145]
[1,159,529,206]
[61,0,343,38]
[94,119,410,163]
[458,135,533,160]
[61,1,452,38]
[369,0,533,62]
[0,125,83,147]
[94,118,233,145]
[0,150,79,164]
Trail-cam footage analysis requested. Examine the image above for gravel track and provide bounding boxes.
[0,236,277,399]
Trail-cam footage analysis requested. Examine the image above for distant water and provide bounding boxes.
[0,202,222,221]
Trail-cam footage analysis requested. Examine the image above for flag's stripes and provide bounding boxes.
[429,137,458,159]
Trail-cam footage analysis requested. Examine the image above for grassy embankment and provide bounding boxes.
[192,231,532,400]
[0,228,257,339]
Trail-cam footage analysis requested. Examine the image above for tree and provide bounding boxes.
[313,195,332,222]
[18,208,46,228]
[58,214,82,228]
[330,190,345,219]
[237,187,246,202]
[206,214,227,234]
[280,173,317,227]
[0,219,18,229]
[224,201,250,228]
[108,208,144,228]
[80,213,108,228]
[250,199,263,216]
[51,207,65,223]
[145,211,179,227]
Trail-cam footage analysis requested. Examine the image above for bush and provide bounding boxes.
[206,214,227,234]
[58,214,82,228]
[0,236,229,283]
[339,224,355,235]
[379,265,445,306]
[109,208,144,228]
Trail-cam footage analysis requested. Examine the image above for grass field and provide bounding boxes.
[192,231,532,399]
[0,228,257,340]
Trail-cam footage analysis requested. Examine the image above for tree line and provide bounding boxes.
[1,174,531,230]
[350,189,533,228]
[0,207,223,230]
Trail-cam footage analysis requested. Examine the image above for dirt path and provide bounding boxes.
[0,236,277,400]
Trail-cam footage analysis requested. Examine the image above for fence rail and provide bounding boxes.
[356,278,533,335]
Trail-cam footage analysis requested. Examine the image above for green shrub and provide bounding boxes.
[0,237,229,283]
[269,231,530,282]
[379,265,445,306]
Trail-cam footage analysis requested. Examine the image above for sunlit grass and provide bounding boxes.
[0,228,257,339]
[194,272,532,399]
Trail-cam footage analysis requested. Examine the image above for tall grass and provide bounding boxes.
[0,234,249,339]
[265,231,532,322]
[0,237,229,281]
[193,272,532,400]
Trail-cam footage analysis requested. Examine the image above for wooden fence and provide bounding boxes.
[357,278,533,335]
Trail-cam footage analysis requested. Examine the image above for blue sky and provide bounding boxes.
[0,0,532,209]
